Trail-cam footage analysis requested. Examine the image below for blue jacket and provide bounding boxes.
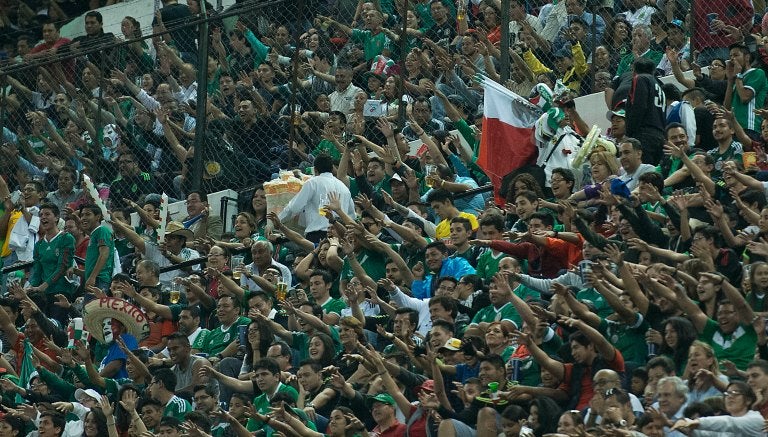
[411,257,476,299]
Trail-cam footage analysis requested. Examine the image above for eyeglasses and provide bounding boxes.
[710,63,725,69]
[724,390,743,397]
[550,178,566,184]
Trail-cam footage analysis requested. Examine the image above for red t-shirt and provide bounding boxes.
[75,237,90,266]
[373,421,407,437]
[14,332,58,373]
[559,350,625,410]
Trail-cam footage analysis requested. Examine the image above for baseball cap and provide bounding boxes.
[414,379,435,395]
[367,393,396,408]
[438,338,462,352]
[75,388,101,404]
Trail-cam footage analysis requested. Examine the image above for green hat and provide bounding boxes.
[547,108,566,132]
[367,393,395,408]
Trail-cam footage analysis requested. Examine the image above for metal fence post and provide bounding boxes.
[499,0,511,83]
[192,1,210,192]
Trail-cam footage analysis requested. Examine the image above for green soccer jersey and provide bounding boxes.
[30,231,76,296]
[340,249,387,282]
[470,285,540,328]
[599,314,649,366]
[163,395,192,420]
[699,318,757,370]
[576,287,612,318]
[199,316,250,355]
[246,383,299,431]
[314,139,341,160]
[84,225,115,284]
[351,29,389,61]
[319,297,347,316]
[475,250,504,281]
[191,329,211,350]
[732,67,768,131]
[291,328,341,363]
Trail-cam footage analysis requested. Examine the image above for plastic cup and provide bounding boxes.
[276,281,288,301]
[231,255,245,280]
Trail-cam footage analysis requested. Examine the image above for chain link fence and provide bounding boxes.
[0,0,764,210]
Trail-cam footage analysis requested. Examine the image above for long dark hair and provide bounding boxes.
[245,319,275,367]
[658,316,697,371]
[748,262,768,311]
[82,408,109,437]
[309,333,336,367]
[115,384,140,433]
[331,406,360,437]
[529,396,562,437]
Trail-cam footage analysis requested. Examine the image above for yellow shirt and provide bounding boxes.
[1,211,22,258]
[435,212,479,241]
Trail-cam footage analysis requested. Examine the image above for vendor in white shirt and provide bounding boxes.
[278,154,356,244]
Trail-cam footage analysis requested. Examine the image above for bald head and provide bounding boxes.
[594,369,622,392]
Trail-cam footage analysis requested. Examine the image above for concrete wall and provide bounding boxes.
[60,0,236,41]
[574,68,705,131]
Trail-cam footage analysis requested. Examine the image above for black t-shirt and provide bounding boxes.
[626,73,666,137]
[68,32,118,70]
[154,3,197,54]
[425,21,456,49]
[110,171,157,208]
[694,106,716,150]
[609,72,633,108]
[695,75,728,106]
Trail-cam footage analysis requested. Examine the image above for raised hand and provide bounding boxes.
[99,395,115,417]
[376,118,394,137]
[355,193,373,211]
[119,389,138,412]
[411,261,425,279]
[377,277,396,293]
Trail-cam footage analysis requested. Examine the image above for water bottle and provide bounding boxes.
[647,342,658,359]
[510,358,522,382]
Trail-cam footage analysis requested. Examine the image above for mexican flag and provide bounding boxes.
[476,76,540,202]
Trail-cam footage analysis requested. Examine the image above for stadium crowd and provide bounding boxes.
[4,0,768,436]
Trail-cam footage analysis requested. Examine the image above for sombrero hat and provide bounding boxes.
[166,221,194,240]
[83,297,150,343]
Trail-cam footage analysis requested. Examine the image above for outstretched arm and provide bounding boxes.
[715,272,755,325]
[200,365,254,394]
[564,317,618,361]
[661,275,709,332]
[519,331,564,381]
